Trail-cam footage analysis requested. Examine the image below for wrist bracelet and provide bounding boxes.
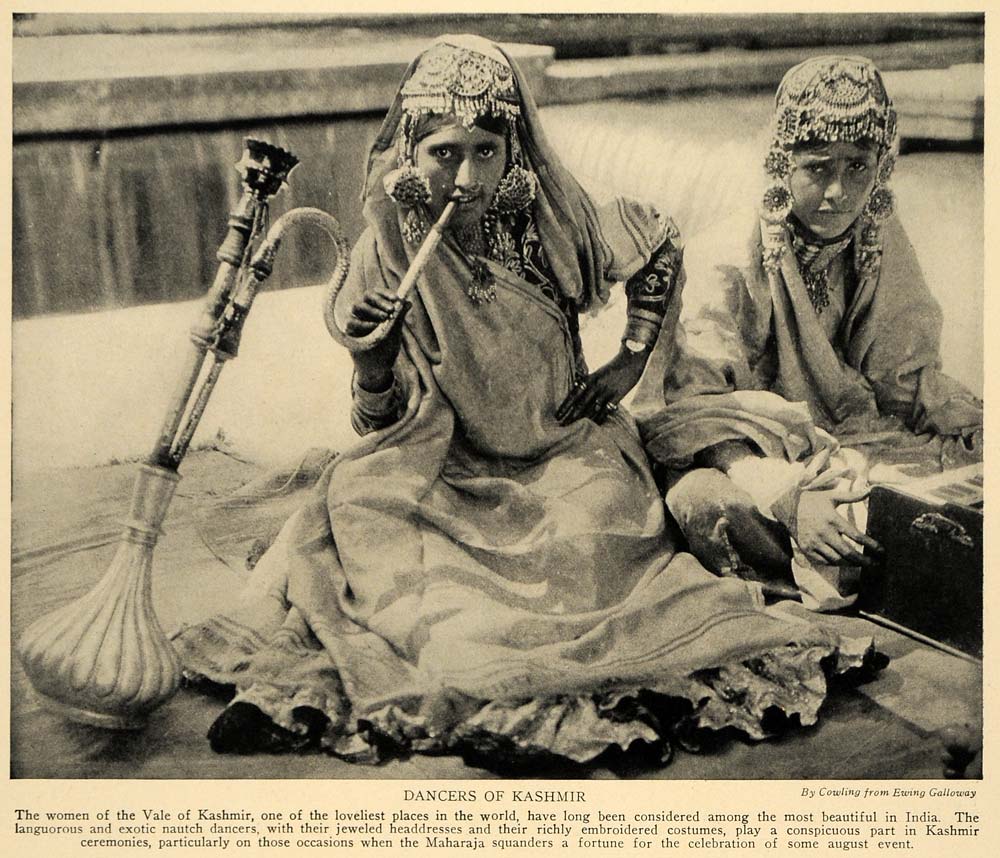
[622,338,649,354]
[626,307,666,325]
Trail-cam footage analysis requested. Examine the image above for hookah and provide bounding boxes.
[16,138,458,729]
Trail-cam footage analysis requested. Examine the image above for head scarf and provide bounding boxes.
[360,33,615,311]
[759,56,899,280]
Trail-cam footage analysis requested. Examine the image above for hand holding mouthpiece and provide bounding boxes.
[324,196,459,353]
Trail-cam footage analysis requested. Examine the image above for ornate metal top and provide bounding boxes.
[235,138,299,199]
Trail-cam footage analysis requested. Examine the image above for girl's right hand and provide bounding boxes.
[792,484,881,567]
[346,286,410,392]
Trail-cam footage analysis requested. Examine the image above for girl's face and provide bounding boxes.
[788,141,879,239]
[414,118,508,230]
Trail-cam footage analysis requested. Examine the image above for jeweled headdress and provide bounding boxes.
[760,56,899,280]
[771,56,897,156]
[399,39,521,130]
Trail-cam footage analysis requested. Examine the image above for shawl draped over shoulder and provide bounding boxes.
[173,36,872,766]
[633,208,983,474]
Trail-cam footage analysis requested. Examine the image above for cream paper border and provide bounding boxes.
[1,1,996,856]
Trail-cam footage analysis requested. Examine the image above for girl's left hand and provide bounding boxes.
[555,347,648,425]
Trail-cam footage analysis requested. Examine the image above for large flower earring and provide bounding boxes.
[384,159,431,208]
[863,163,895,225]
[760,146,794,273]
[854,148,897,278]
[863,147,897,225]
[855,157,895,279]
[490,164,537,214]
[863,185,895,224]
[490,126,537,215]
[384,159,433,244]
[761,146,793,225]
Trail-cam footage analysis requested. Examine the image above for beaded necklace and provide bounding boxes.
[788,218,854,314]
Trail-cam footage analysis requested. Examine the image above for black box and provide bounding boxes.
[859,481,982,659]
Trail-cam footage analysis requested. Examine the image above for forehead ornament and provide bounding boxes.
[400,43,520,130]
[772,59,897,152]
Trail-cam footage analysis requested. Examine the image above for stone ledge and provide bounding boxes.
[544,37,983,103]
[15,31,984,139]
[545,40,983,142]
[13,35,554,136]
[883,63,983,141]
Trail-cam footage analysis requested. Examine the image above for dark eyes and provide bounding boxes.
[431,145,498,161]
[803,161,871,176]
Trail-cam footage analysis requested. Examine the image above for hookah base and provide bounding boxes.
[33,690,150,731]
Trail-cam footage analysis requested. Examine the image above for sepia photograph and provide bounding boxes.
[8,7,985,790]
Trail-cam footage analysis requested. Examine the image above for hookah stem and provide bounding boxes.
[174,207,350,463]
[151,195,268,470]
[322,198,454,353]
[394,198,459,303]
[168,213,272,466]
[168,360,225,465]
